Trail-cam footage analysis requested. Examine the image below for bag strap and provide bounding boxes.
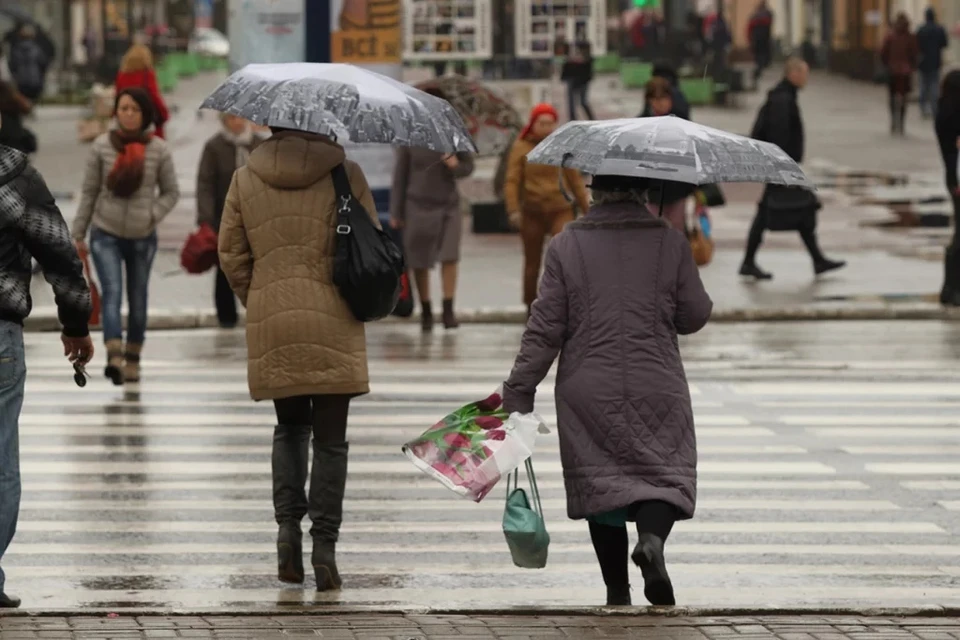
[330,164,354,237]
[525,458,543,516]
[507,458,544,517]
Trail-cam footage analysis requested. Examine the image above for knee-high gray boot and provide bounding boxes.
[272,424,310,583]
[309,441,349,591]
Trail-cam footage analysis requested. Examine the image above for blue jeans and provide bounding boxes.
[90,227,158,344]
[0,320,26,595]
[919,69,940,117]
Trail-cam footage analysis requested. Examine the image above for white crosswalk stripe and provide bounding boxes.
[4,327,960,610]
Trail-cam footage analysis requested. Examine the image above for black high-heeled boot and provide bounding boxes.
[277,522,304,583]
[309,442,349,591]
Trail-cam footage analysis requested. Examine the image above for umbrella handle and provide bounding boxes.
[558,152,574,205]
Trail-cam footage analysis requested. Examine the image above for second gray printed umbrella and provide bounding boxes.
[526,116,814,189]
[200,63,478,154]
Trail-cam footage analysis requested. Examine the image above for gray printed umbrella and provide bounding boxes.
[200,63,478,154]
[526,116,814,189]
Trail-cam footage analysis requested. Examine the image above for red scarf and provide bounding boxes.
[519,103,559,141]
[106,129,152,198]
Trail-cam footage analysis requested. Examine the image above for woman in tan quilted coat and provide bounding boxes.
[218,128,378,593]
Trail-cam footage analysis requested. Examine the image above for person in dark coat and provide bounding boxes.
[747,1,774,86]
[561,41,594,120]
[390,88,474,331]
[739,57,845,280]
[7,25,48,102]
[0,80,35,155]
[503,174,712,608]
[934,70,960,306]
[916,8,949,119]
[881,13,919,135]
[196,114,261,328]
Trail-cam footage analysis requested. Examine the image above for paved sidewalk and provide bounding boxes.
[1,614,959,639]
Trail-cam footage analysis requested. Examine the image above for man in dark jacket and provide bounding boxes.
[0,144,93,609]
[916,7,949,119]
[739,57,845,280]
[747,1,774,86]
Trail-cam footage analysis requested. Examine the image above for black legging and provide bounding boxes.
[588,500,677,588]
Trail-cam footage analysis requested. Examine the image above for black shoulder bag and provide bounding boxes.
[330,164,405,322]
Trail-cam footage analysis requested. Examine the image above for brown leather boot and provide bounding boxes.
[442,299,459,329]
[104,339,124,386]
[123,343,142,383]
[420,301,434,333]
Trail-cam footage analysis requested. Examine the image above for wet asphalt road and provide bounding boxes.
[3,321,960,612]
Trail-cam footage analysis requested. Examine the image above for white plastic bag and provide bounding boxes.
[402,387,550,502]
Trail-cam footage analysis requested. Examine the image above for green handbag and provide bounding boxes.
[502,459,550,569]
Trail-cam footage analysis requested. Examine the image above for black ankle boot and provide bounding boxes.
[309,442,349,591]
[442,298,459,329]
[739,262,773,280]
[420,301,434,332]
[814,258,846,276]
[606,585,632,606]
[0,592,20,608]
[631,533,675,606]
[277,522,304,583]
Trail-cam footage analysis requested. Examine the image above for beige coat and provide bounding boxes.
[218,131,379,401]
[72,132,180,240]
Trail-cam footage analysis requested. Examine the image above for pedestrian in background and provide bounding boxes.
[747,1,774,88]
[72,87,180,385]
[0,137,94,610]
[916,8,949,119]
[740,57,845,280]
[641,77,696,233]
[504,103,589,316]
[218,127,379,593]
[934,70,960,306]
[880,13,919,135]
[640,63,691,120]
[390,88,474,332]
[114,44,169,139]
[561,41,594,121]
[196,113,261,328]
[502,174,712,607]
[0,80,34,155]
[7,25,48,103]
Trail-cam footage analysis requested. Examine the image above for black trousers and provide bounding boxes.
[214,265,238,327]
[272,395,351,540]
[587,500,678,588]
[742,208,825,265]
[942,195,960,299]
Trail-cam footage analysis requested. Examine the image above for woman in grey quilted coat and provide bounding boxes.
[503,174,712,607]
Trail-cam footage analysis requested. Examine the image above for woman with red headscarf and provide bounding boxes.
[504,103,589,315]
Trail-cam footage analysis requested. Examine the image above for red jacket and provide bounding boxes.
[114,68,170,138]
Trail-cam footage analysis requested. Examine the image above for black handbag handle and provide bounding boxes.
[330,164,355,237]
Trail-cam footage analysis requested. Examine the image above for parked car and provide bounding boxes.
[188,28,229,58]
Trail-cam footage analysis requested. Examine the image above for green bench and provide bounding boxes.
[620,61,653,89]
